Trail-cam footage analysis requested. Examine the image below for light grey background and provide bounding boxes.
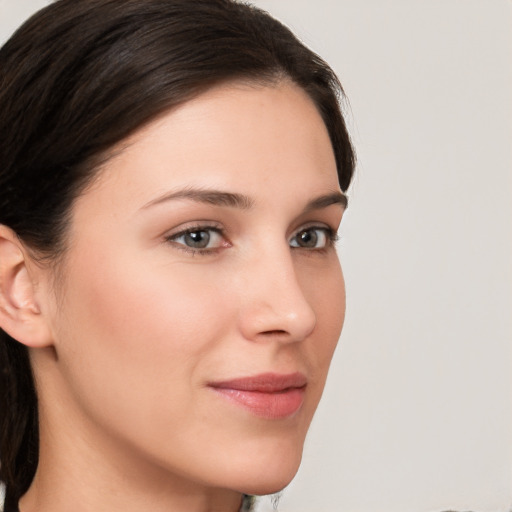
[1,2,511,512]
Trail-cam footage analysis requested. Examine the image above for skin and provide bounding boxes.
[6,81,346,512]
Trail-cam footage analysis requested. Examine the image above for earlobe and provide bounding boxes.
[0,226,53,348]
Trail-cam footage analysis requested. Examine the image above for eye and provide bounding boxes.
[166,226,226,251]
[289,226,337,249]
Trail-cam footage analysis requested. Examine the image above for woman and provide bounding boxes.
[0,1,355,511]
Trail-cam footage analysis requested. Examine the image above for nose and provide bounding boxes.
[237,247,317,343]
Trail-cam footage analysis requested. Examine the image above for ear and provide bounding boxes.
[0,225,53,348]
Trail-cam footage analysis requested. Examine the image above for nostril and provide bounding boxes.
[261,329,288,336]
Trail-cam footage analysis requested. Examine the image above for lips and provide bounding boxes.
[208,372,307,419]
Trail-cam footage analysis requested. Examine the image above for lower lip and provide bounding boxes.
[210,387,305,419]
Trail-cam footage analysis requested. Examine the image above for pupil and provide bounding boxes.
[185,230,210,248]
[299,229,317,247]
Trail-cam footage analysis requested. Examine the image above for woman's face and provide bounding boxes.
[39,81,346,495]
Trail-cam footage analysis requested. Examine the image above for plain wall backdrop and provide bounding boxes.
[1,2,511,512]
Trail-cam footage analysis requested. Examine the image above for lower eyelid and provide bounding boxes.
[165,224,221,239]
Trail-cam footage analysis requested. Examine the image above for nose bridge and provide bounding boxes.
[238,243,317,342]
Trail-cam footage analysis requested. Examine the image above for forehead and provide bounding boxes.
[75,81,340,216]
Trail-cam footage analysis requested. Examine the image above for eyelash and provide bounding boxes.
[164,224,225,256]
[164,224,339,256]
[289,225,339,252]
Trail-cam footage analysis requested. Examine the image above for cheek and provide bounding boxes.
[53,249,233,431]
[302,257,345,380]
[66,246,229,343]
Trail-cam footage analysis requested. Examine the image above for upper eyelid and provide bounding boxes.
[164,222,223,239]
[164,221,337,237]
[166,222,335,237]
[290,225,337,240]
[290,221,336,236]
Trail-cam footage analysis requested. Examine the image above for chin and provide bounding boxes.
[240,475,297,497]
[231,448,303,496]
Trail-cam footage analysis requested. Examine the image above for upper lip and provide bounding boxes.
[208,372,307,393]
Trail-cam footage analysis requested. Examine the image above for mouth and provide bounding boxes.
[208,372,307,419]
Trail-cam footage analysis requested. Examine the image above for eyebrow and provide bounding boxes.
[303,191,348,211]
[142,188,254,210]
[141,187,347,212]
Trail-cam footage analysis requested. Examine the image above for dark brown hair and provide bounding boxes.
[0,0,355,507]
